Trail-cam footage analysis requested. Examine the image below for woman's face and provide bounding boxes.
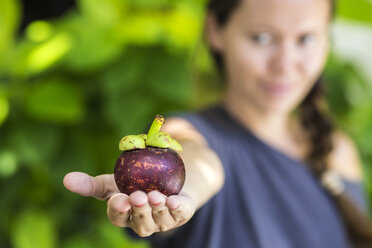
[208,0,331,114]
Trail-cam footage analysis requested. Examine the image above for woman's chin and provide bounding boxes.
[259,100,295,115]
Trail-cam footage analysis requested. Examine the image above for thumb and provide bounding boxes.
[63,172,118,200]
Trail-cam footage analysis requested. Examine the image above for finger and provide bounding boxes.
[63,172,118,200]
[107,193,131,227]
[167,194,195,227]
[148,191,176,232]
[129,191,157,237]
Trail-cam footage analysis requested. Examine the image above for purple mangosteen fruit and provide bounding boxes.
[114,115,185,196]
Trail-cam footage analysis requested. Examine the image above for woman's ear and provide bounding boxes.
[205,13,225,53]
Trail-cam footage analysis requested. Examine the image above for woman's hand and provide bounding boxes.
[63,172,195,237]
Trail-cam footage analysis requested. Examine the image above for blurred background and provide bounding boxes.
[0,0,372,247]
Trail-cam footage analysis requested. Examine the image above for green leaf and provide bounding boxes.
[63,237,94,248]
[163,3,203,48]
[125,0,173,8]
[103,92,155,135]
[0,150,18,177]
[26,21,53,42]
[26,33,72,74]
[97,220,149,248]
[100,48,146,94]
[11,210,56,248]
[337,0,372,23]
[77,0,127,27]
[64,23,124,72]
[25,77,84,124]
[9,122,62,166]
[0,94,9,126]
[142,49,191,105]
[119,13,164,45]
[0,0,20,68]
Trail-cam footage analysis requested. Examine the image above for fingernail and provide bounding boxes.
[169,202,180,210]
[152,202,162,206]
[134,203,145,208]
[118,206,130,214]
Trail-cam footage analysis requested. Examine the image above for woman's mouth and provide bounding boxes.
[260,82,293,99]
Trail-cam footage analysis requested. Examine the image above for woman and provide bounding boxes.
[63,0,372,247]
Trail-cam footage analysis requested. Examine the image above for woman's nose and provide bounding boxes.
[269,42,299,77]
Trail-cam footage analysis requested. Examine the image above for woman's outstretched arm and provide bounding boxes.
[63,117,225,237]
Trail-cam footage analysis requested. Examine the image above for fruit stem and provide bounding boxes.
[147,115,164,138]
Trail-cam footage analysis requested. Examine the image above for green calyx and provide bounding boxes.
[118,115,182,152]
[146,132,182,151]
[119,135,146,151]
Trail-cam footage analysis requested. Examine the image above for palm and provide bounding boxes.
[63,172,195,237]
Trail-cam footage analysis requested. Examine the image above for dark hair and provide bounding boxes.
[206,0,372,247]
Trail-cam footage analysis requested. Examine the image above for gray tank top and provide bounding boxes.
[143,104,367,248]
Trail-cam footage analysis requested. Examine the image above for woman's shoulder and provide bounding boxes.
[163,105,230,146]
[328,131,363,182]
[162,116,208,146]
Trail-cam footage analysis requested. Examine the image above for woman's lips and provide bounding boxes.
[260,82,293,98]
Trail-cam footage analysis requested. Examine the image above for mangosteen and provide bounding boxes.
[114,115,185,196]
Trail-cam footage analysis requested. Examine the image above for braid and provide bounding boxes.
[299,78,333,177]
[299,77,372,248]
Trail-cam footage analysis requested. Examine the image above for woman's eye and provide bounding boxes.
[298,34,316,46]
[251,33,272,45]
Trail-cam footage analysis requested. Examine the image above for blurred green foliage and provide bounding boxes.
[0,0,371,247]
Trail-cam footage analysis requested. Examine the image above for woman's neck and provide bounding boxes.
[222,93,308,160]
